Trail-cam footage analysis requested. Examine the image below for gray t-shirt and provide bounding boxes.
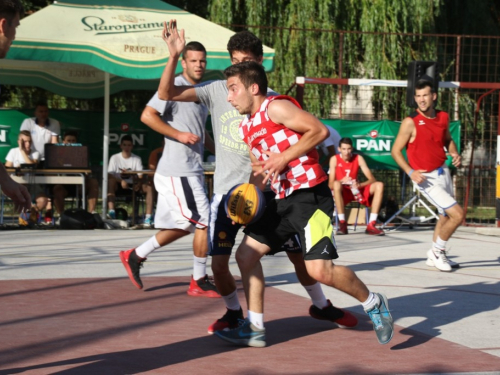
[195,80,276,195]
[148,75,209,177]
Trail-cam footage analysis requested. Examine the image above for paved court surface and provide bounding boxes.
[0,225,499,374]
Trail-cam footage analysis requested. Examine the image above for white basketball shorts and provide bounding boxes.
[154,174,209,232]
[413,164,457,215]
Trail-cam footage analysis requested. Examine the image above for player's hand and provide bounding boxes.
[1,178,31,212]
[176,132,200,145]
[410,169,427,184]
[252,150,287,185]
[450,152,461,167]
[162,19,185,57]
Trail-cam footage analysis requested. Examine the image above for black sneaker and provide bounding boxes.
[309,300,358,328]
[119,249,146,289]
[207,307,244,334]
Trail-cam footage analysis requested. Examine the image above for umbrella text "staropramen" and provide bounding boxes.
[81,16,163,35]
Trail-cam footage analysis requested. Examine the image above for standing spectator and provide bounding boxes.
[0,0,31,213]
[107,135,154,225]
[20,102,61,161]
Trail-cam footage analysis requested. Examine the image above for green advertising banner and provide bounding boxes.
[0,109,459,172]
[321,119,461,170]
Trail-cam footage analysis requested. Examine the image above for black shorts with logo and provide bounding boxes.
[244,181,338,261]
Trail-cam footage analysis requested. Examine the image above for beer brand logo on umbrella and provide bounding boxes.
[118,15,138,23]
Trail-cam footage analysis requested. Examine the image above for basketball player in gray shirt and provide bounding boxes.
[119,42,219,298]
[159,20,358,333]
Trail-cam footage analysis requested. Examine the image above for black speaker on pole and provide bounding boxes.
[406,61,439,107]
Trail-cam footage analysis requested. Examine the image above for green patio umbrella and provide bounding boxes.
[0,0,275,216]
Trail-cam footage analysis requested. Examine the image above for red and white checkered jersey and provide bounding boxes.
[239,95,327,199]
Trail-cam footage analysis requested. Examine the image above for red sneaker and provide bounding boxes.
[119,249,146,289]
[309,300,358,328]
[207,307,244,334]
[187,275,221,298]
[337,220,348,235]
[365,221,385,236]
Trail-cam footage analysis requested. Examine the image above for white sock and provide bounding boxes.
[369,213,378,223]
[338,214,346,221]
[145,214,151,219]
[135,235,161,258]
[248,310,264,329]
[222,289,241,311]
[304,282,328,309]
[361,292,380,312]
[433,236,447,252]
[193,255,207,280]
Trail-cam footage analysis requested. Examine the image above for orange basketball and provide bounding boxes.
[224,183,266,225]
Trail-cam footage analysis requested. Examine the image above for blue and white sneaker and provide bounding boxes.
[143,216,153,228]
[107,210,116,220]
[214,318,266,348]
[365,293,394,344]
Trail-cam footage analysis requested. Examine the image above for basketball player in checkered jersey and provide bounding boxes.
[215,61,394,347]
[392,80,463,272]
[160,20,357,335]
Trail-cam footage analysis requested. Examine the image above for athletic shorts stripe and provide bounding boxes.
[180,177,201,224]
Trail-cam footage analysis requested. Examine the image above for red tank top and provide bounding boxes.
[239,95,327,198]
[334,154,360,181]
[406,110,448,171]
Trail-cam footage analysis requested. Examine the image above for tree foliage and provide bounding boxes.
[2,0,500,116]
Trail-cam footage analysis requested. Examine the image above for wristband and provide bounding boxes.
[408,169,414,177]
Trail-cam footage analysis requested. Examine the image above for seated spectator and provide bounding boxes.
[318,126,341,170]
[107,135,153,226]
[4,131,49,223]
[20,101,60,162]
[52,131,99,219]
[328,137,385,236]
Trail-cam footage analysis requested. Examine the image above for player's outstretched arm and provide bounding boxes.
[158,19,199,103]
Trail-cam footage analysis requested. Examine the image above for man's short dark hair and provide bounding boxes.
[63,130,78,140]
[227,31,263,58]
[339,137,353,147]
[224,61,267,96]
[121,135,133,144]
[415,79,435,93]
[0,0,23,25]
[182,41,206,60]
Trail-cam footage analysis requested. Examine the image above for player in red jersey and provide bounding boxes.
[392,80,463,272]
[328,137,385,236]
[215,61,394,347]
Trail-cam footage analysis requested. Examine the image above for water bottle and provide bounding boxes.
[350,181,363,203]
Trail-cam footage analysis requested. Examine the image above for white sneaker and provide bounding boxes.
[426,249,452,272]
[426,248,459,269]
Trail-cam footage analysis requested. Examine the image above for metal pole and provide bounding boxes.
[101,72,110,220]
